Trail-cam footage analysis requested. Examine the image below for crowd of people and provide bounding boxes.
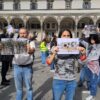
[40,29,100,100]
[0,26,100,100]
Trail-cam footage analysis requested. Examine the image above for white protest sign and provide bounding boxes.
[57,38,79,54]
[82,25,97,38]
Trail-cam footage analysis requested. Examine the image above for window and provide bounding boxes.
[13,0,20,10]
[83,0,91,9]
[31,24,35,28]
[0,3,3,10]
[30,0,37,10]
[47,0,54,10]
[37,24,40,29]
[65,0,72,9]
[0,0,3,10]
[19,24,23,28]
[52,23,56,28]
[47,2,53,9]
[46,23,50,29]
[31,23,40,29]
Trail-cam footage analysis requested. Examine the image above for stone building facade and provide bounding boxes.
[0,0,100,40]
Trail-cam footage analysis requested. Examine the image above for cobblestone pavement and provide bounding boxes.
[0,48,100,100]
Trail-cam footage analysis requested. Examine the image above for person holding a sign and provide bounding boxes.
[0,28,13,86]
[13,28,35,100]
[46,29,85,100]
[83,34,100,100]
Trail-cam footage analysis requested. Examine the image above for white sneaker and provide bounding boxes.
[86,95,95,100]
[50,69,55,73]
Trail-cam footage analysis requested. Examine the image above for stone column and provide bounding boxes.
[75,16,81,37]
[74,23,78,38]
[57,16,61,37]
[93,16,97,26]
[40,16,44,41]
[7,16,11,25]
[23,16,29,28]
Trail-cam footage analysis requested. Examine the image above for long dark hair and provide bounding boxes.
[88,34,99,44]
[58,29,72,38]
[50,35,57,48]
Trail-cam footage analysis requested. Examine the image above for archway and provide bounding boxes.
[60,17,75,31]
[10,18,24,29]
[77,17,94,37]
[96,18,100,28]
[26,17,41,31]
[0,18,8,29]
[43,17,58,35]
[77,17,94,29]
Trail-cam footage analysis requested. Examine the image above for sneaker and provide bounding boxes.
[50,69,55,73]
[86,95,95,100]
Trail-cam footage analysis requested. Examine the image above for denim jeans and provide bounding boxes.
[50,60,55,70]
[79,66,86,81]
[79,66,90,89]
[41,51,48,64]
[52,79,77,100]
[13,64,33,100]
[98,73,100,86]
[86,67,98,96]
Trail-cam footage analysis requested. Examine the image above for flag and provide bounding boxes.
[87,61,100,76]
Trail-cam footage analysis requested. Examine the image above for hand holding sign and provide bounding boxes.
[53,46,59,53]
[76,46,86,53]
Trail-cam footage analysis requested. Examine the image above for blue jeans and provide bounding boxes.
[13,64,33,100]
[79,66,86,82]
[41,51,48,64]
[86,67,98,96]
[53,79,77,100]
[79,66,90,89]
[50,60,55,70]
[97,73,100,86]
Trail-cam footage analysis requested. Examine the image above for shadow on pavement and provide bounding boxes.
[34,77,52,100]
[74,85,87,100]
[0,78,16,100]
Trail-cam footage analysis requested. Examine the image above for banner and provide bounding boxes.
[57,38,79,54]
[0,38,27,55]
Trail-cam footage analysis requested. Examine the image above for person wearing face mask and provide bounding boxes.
[83,34,100,100]
[46,29,85,100]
